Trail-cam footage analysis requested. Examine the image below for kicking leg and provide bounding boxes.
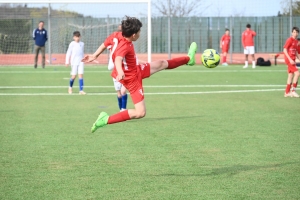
[150,42,197,75]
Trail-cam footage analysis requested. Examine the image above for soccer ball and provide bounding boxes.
[201,49,220,68]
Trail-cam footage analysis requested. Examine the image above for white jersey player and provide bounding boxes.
[65,31,86,95]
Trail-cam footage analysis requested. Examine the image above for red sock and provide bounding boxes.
[166,56,190,69]
[108,110,130,124]
[223,56,226,63]
[292,82,297,91]
[285,84,291,94]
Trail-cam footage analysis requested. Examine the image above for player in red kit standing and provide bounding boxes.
[82,16,197,132]
[242,24,256,69]
[220,29,230,66]
[283,27,300,98]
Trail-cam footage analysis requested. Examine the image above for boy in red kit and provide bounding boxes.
[82,16,197,132]
[220,29,230,66]
[242,24,256,69]
[283,27,300,97]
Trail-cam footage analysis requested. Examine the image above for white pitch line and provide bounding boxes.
[0,89,284,96]
[0,85,286,89]
[0,70,286,74]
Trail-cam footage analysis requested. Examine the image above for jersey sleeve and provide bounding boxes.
[252,30,256,36]
[104,33,115,47]
[65,42,73,64]
[283,38,292,49]
[114,42,128,58]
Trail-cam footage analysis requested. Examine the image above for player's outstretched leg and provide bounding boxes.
[91,112,109,133]
[187,42,197,66]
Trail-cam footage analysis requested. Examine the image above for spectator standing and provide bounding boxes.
[242,24,256,69]
[33,21,47,68]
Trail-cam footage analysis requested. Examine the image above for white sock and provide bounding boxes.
[252,61,255,66]
[245,61,248,66]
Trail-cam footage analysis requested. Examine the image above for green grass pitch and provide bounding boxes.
[0,65,300,199]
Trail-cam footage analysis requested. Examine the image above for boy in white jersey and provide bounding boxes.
[65,31,86,95]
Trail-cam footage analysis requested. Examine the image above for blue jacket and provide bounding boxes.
[33,28,48,47]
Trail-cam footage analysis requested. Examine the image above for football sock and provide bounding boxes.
[223,56,226,63]
[79,78,84,91]
[117,96,122,110]
[285,83,291,94]
[292,83,298,91]
[69,78,74,87]
[252,61,255,66]
[245,61,248,66]
[108,110,130,124]
[166,56,190,69]
[121,94,128,109]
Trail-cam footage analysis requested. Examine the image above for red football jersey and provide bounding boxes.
[103,32,139,80]
[284,37,298,60]
[242,29,256,47]
[297,44,300,54]
[221,34,230,48]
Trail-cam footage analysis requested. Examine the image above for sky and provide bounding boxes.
[5,0,283,18]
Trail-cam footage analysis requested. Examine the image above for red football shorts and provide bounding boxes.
[285,58,298,73]
[222,47,229,53]
[119,63,151,104]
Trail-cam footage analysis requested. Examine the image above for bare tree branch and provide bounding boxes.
[152,0,210,17]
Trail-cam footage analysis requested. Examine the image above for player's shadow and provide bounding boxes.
[128,115,204,122]
[151,161,298,177]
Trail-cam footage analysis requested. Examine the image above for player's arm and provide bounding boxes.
[82,43,106,62]
[283,39,295,64]
[45,30,48,41]
[32,29,36,40]
[242,33,245,49]
[65,42,72,66]
[296,50,300,61]
[283,48,295,64]
[220,36,224,48]
[115,56,125,81]
[138,60,147,65]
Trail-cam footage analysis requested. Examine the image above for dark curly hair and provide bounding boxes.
[121,16,143,38]
[292,26,299,33]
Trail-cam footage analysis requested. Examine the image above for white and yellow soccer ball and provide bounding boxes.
[201,49,220,68]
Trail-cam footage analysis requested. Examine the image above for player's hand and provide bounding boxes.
[290,60,295,65]
[82,55,96,63]
[116,71,125,81]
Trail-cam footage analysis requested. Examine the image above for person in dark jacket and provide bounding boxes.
[32,21,47,68]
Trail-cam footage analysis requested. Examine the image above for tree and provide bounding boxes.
[152,0,210,17]
[281,0,300,16]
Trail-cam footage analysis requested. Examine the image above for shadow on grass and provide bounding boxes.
[128,115,204,123]
[151,161,299,177]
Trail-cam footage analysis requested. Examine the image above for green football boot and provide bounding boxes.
[91,112,109,133]
[187,42,197,66]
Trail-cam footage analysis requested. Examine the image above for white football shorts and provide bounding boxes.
[244,46,255,55]
[70,62,84,75]
[112,78,122,91]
